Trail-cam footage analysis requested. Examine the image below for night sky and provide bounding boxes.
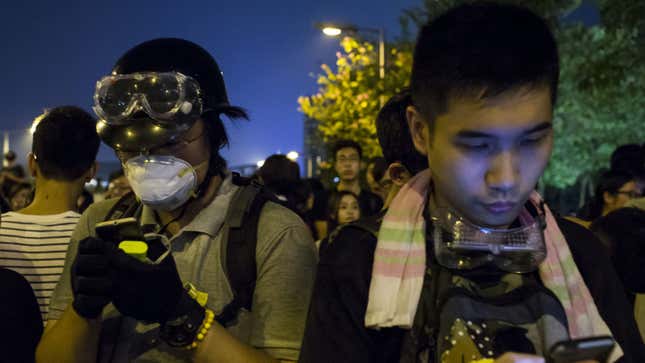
[1,0,420,170]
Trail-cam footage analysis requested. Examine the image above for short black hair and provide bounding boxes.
[32,106,100,181]
[410,2,559,122]
[376,89,427,175]
[333,139,362,160]
[4,151,16,162]
[611,143,645,177]
[370,157,389,182]
[258,154,300,185]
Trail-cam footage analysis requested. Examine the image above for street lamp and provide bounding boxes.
[316,22,385,80]
[286,151,299,161]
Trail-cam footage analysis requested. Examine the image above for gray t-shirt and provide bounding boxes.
[48,175,317,362]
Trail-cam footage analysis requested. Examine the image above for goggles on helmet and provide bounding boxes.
[93,71,203,125]
[431,206,547,273]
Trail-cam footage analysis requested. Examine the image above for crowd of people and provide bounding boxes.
[0,2,643,363]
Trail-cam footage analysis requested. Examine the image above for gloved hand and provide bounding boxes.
[110,249,200,323]
[71,237,115,319]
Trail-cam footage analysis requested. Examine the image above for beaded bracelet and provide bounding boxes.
[186,308,216,350]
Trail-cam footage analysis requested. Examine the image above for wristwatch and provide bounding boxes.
[159,283,208,348]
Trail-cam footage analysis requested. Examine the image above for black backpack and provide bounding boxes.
[102,173,274,326]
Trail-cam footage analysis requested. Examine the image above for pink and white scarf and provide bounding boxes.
[365,169,622,361]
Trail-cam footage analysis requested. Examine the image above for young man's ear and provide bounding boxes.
[387,162,412,187]
[406,105,430,156]
[27,152,38,178]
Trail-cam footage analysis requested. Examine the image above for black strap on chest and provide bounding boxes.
[216,174,274,326]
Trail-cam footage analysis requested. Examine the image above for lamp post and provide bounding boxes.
[317,23,385,80]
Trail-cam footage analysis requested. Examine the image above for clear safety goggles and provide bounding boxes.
[93,71,203,125]
[431,207,547,273]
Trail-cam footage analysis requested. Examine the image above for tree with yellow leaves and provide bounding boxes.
[298,37,412,159]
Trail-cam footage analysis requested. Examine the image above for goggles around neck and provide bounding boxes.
[93,71,204,126]
[431,204,547,273]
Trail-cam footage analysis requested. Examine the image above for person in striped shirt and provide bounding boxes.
[0,106,100,322]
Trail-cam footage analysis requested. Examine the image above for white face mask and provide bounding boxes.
[124,155,199,212]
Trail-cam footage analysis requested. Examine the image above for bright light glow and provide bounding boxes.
[286,151,299,161]
[30,112,48,134]
[322,27,342,36]
[333,176,340,183]
[257,160,265,168]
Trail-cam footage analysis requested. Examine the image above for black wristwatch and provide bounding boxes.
[159,283,207,348]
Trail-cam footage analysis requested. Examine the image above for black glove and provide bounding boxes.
[111,250,200,324]
[71,237,114,319]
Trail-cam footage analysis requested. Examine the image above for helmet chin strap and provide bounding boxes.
[190,158,213,200]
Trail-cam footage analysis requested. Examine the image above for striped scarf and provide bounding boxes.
[365,169,622,361]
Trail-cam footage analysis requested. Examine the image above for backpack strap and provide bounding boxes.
[217,174,273,326]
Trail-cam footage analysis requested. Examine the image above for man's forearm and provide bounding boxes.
[36,306,101,363]
[194,320,285,363]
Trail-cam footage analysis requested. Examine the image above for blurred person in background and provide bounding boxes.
[610,143,645,193]
[8,182,33,211]
[591,207,645,342]
[375,89,428,210]
[1,150,28,199]
[313,140,383,239]
[326,190,362,233]
[366,157,389,201]
[332,140,382,217]
[76,188,94,214]
[104,168,131,200]
[0,106,100,324]
[256,154,312,226]
[573,170,642,227]
[304,178,325,240]
[257,153,300,186]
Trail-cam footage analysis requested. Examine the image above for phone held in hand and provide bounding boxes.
[548,336,615,363]
[95,217,170,263]
[95,217,144,243]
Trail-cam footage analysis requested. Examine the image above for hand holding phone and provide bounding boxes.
[548,336,614,363]
[95,217,144,244]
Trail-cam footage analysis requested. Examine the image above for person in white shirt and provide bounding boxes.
[0,106,99,322]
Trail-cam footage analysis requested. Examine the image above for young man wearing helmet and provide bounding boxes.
[37,38,317,362]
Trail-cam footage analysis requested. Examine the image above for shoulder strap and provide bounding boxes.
[103,192,140,221]
[217,174,273,326]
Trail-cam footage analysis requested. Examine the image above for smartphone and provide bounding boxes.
[548,336,615,363]
[95,217,144,244]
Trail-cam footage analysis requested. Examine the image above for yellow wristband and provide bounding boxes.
[186,309,215,350]
[471,359,495,363]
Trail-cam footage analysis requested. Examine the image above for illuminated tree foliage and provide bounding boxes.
[299,0,645,187]
[298,38,412,158]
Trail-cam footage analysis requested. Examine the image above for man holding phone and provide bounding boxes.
[37,39,317,362]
